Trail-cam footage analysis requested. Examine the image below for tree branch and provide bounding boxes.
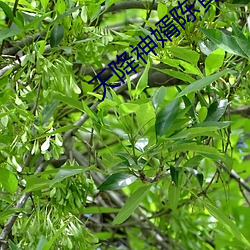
[0,45,51,78]
[0,161,49,241]
[2,32,46,56]
[219,163,250,193]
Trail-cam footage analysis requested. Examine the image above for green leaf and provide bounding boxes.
[232,24,247,41]
[80,206,120,214]
[51,166,86,186]
[82,100,97,119]
[178,61,203,77]
[98,172,137,191]
[194,121,231,129]
[25,12,52,30]
[203,201,250,248]
[157,1,168,19]
[0,209,23,223]
[183,155,203,168]
[40,0,49,9]
[54,5,83,23]
[205,99,228,122]
[24,177,51,192]
[176,70,231,98]
[155,98,179,137]
[119,103,140,115]
[179,92,195,119]
[0,26,23,42]
[151,86,166,111]
[53,92,84,112]
[36,236,48,250]
[170,143,229,166]
[0,168,18,194]
[200,28,247,58]
[198,106,208,122]
[199,39,218,56]
[168,182,180,210]
[9,241,22,250]
[185,167,204,187]
[42,223,69,250]
[41,100,60,125]
[170,166,181,186]
[134,59,150,98]
[234,36,250,58]
[13,15,24,28]
[167,47,200,65]
[170,126,220,139]
[156,67,195,83]
[112,185,151,224]
[34,125,79,140]
[205,49,225,75]
[0,2,14,21]
[50,24,64,47]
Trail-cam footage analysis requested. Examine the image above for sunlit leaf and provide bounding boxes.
[200,28,247,58]
[176,70,231,98]
[193,121,231,129]
[119,103,140,115]
[205,49,225,75]
[170,126,220,139]
[156,67,195,83]
[157,1,168,19]
[51,166,86,186]
[24,177,51,192]
[98,172,137,191]
[167,47,200,65]
[40,0,49,9]
[0,1,14,21]
[198,106,208,122]
[0,168,18,194]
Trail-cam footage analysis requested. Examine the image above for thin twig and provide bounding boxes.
[0,0,20,55]
[142,0,156,28]
[219,163,250,193]
[2,32,46,56]
[239,184,250,206]
[32,80,42,115]
[0,161,48,241]
[198,170,219,197]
